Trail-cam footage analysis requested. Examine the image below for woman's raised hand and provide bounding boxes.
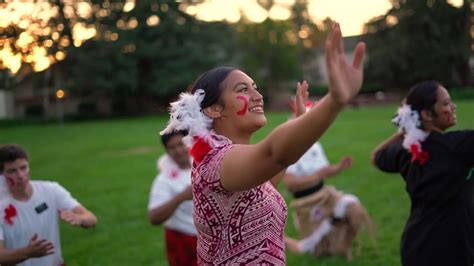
[325,22,366,105]
[295,80,309,117]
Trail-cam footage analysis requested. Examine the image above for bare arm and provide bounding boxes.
[284,156,352,192]
[371,132,403,166]
[269,170,287,188]
[148,186,192,225]
[59,205,97,228]
[221,23,366,192]
[0,235,54,265]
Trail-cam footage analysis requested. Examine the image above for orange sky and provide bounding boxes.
[0,0,464,74]
[192,0,464,36]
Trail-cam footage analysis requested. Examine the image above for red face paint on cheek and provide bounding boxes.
[236,96,249,116]
[6,176,14,186]
[443,110,452,121]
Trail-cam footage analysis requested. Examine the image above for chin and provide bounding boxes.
[256,116,267,128]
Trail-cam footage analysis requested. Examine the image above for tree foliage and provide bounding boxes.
[67,1,233,98]
[364,0,472,88]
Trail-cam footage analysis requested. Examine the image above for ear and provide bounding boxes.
[202,104,223,119]
[420,109,433,121]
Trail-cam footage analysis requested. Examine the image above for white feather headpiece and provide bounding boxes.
[392,104,428,151]
[160,89,213,147]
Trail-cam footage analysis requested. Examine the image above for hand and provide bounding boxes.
[338,156,353,170]
[325,22,365,105]
[295,80,309,117]
[59,209,82,227]
[180,185,193,201]
[26,234,54,258]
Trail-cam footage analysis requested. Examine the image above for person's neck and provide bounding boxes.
[214,129,251,144]
[10,183,33,202]
[422,122,444,134]
[178,161,191,169]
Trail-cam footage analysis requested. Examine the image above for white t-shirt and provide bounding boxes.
[0,180,80,266]
[148,154,196,236]
[287,142,330,177]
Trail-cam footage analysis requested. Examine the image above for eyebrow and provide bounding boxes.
[233,82,257,90]
[442,97,451,102]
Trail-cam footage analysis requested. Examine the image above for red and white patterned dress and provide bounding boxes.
[192,136,288,265]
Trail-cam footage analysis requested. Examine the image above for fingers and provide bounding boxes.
[325,35,335,70]
[301,81,309,100]
[333,22,344,55]
[28,235,55,257]
[296,81,302,97]
[352,42,366,70]
[295,80,310,117]
[44,242,55,254]
[59,210,81,226]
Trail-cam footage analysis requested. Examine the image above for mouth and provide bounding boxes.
[249,105,264,113]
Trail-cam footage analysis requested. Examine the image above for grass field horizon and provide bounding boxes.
[1,100,473,266]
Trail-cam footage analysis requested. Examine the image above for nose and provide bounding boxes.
[251,88,263,102]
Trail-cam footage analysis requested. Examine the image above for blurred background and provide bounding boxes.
[0,1,473,265]
[0,0,472,121]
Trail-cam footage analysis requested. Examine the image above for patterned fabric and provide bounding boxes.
[192,137,288,265]
[291,186,370,259]
[165,228,198,266]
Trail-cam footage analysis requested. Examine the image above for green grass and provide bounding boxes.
[1,100,473,266]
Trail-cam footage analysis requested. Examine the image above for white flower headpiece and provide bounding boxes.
[392,103,429,151]
[160,89,213,147]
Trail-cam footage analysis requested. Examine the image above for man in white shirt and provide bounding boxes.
[0,144,97,266]
[148,130,196,266]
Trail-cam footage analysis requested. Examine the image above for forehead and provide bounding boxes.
[436,86,450,101]
[4,158,29,169]
[166,134,184,147]
[225,70,254,87]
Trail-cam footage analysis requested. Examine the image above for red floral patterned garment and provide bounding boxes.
[192,136,288,265]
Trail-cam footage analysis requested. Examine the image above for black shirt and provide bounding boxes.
[375,130,474,266]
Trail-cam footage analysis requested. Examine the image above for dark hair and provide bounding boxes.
[160,130,188,148]
[0,144,29,173]
[189,67,237,109]
[406,80,441,116]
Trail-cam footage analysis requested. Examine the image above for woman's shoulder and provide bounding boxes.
[194,136,234,184]
[430,130,474,144]
[443,130,474,138]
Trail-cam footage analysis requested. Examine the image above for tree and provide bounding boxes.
[235,18,300,98]
[235,0,327,102]
[67,1,233,98]
[364,0,472,88]
[1,1,234,113]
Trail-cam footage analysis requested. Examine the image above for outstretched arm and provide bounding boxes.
[284,156,352,192]
[0,235,54,265]
[220,23,366,192]
[59,205,97,228]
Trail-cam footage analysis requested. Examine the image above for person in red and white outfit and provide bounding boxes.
[148,130,197,266]
[0,144,97,266]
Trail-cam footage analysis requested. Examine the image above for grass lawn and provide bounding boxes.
[1,100,473,266]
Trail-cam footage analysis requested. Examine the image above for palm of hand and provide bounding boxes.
[326,23,365,104]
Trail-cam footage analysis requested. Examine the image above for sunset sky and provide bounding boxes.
[0,0,464,74]
[192,0,463,36]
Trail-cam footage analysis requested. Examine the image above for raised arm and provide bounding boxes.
[371,132,403,166]
[220,23,366,192]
